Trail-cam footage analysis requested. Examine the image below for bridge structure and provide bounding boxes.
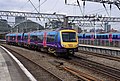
[0,10,120,28]
[68,15,120,22]
[64,0,120,27]
[0,10,65,21]
[82,0,120,10]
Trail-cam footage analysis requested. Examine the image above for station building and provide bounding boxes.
[0,19,11,33]
[0,19,11,39]
[12,19,44,33]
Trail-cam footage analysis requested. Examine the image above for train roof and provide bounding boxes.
[6,27,76,36]
[112,33,120,35]
[30,31,57,36]
[6,33,23,36]
[38,27,75,32]
[78,33,120,35]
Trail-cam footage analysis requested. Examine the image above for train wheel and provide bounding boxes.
[40,48,44,52]
[68,50,74,56]
[54,52,59,57]
[48,48,56,54]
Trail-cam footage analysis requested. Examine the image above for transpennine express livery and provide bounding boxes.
[6,27,78,57]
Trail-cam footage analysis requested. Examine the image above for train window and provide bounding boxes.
[55,34,58,42]
[113,35,118,39]
[13,36,16,40]
[10,36,15,40]
[37,35,43,42]
[47,35,55,42]
[86,35,91,38]
[83,34,85,38]
[106,35,108,39]
[97,35,100,39]
[102,35,105,39]
[78,36,82,38]
[62,32,77,42]
[113,35,115,39]
[10,36,12,40]
[24,36,28,40]
[97,35,99,39]
[99,35,101,39]
[116,35,118,38]
[17,36,21,40]
[101,35,103,39]
[103,35,105,39]
[104,35,108,39]
[102,35,104,39]
[30,36,37,41]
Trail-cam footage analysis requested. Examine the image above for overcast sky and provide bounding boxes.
[0,0,120,29]
[0,0,120,16]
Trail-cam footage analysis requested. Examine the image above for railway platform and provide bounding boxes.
[79,44,120,57]
[0,46,36,81]
[79,44,120,51]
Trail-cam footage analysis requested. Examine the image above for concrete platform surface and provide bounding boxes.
[0,46,34,81]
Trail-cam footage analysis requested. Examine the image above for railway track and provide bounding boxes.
[2,44,120,80]
[62,66,101,81]
[5,47,63,81]
[49,60,101,81]
[2,44,103,81]
[79,50,120,62]
[69,55,120,80]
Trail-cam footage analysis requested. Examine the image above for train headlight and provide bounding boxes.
[61,44,65,47]
[75,44,79,47]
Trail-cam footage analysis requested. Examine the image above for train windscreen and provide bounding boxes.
[62,32,77,42]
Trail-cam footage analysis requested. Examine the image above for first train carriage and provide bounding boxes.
[6,28,78,56]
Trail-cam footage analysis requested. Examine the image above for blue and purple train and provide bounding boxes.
[78,33,120,47]
[6,28,78,56]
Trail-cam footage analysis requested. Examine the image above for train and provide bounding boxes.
[78,33,120,47]
[6,27,78,57]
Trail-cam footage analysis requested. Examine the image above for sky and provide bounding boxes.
[0,0,120,30]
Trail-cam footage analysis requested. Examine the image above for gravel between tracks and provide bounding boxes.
[76,50,120,70]
[2,44,120,81]
[75,50,120,81]
[3,44,79,81]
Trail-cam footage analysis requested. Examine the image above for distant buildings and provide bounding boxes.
[13,19,44,33]
[89,28,104,33]
[11,16,44,33]
[109,28,118,32]
[104,22,111,32]
[15,16,26,24]
[45,20,63,29]
[0,16,119,34]
[0,19,11,39]
[88,22,119,33]
[0,19,11,33]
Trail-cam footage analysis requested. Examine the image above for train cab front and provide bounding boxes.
[60,30,78,55]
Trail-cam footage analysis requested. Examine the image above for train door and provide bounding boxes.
[16,34,18,43]
[43,32,47,47]
[28,33,30,45]
[109,34,112,42]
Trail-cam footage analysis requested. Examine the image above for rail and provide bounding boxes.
[4,46,63,81]
[69,55,120,80]
[63,66,101,81]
